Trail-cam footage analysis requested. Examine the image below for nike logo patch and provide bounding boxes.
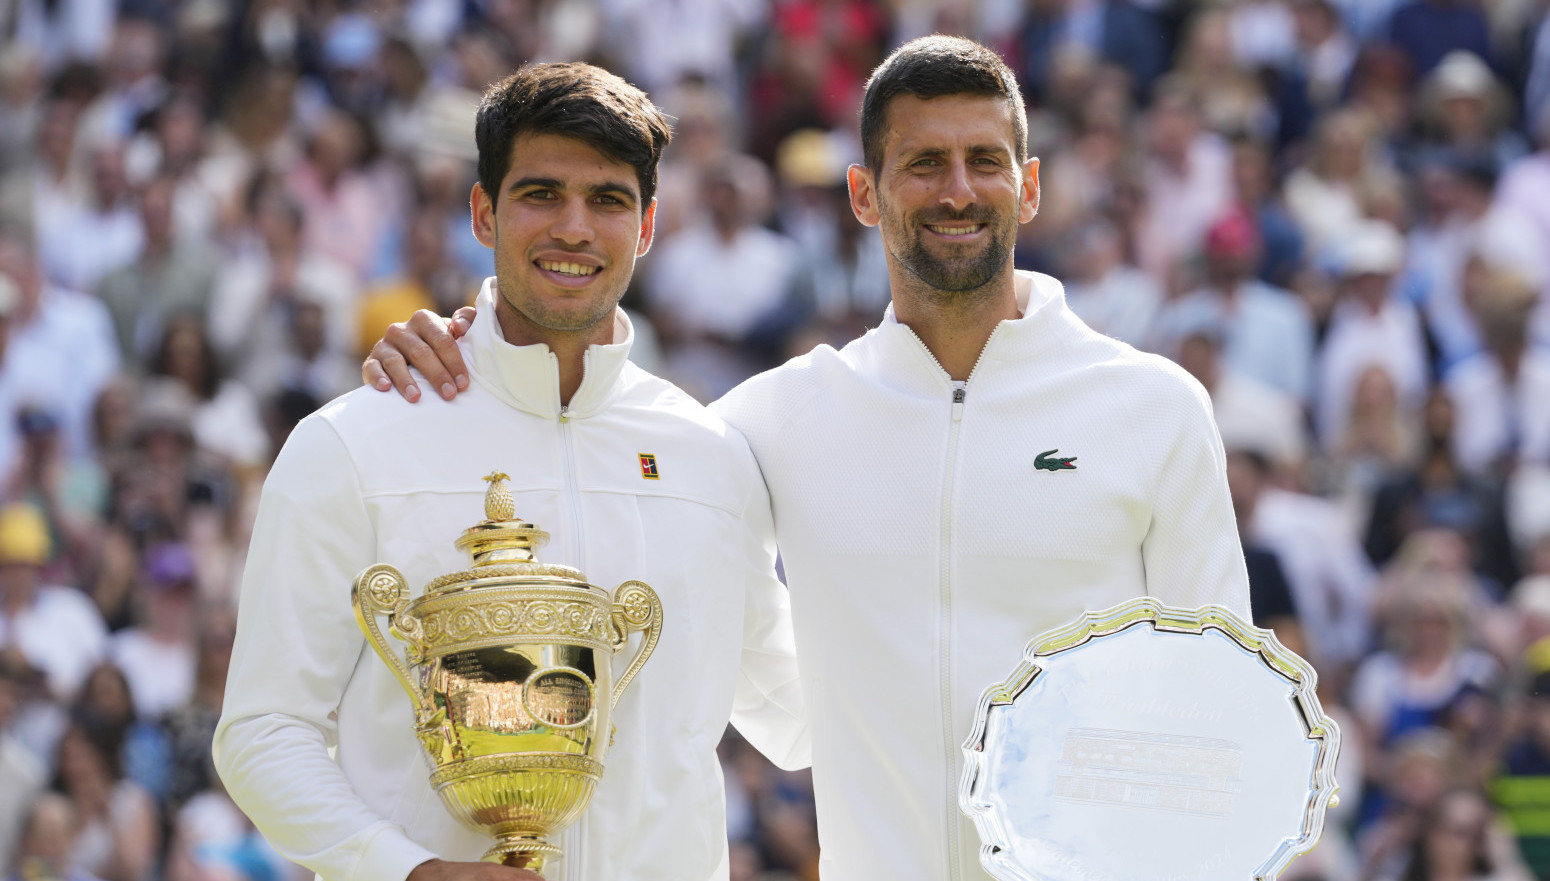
[1035,449,1077,472]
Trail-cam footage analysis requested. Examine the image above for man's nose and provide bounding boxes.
[551,197,595,245]
[939,160,975,213]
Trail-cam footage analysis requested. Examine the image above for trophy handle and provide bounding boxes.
[352,564,428,711]
[608,580,662,708]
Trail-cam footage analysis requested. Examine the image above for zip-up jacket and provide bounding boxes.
[713,270,1251,881]
[215,280,809,881]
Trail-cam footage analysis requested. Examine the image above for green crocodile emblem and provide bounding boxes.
[1034,449,1078,472]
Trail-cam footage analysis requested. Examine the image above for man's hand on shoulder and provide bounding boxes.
[407,858,544,881]
[362,306,478,402]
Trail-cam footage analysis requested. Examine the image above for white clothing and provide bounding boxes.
[190,382,271,469]
[1138,135,1233,278]
[1151,280,1316,404]
[1064,265,1162,349]
[1315,297,1429,450]
[109,629,195,721]
[1249,488,1375,669]
[1493,153,1550,348]
[1443,347,1550,474]
[36,201,143,293]
[215,281,807,881]
[207,247,358,383]
[1,286,122,462]
[0,585,109,699]
[1285,168,1363,255]
[1349,648,1499,740]
[646,222,799,339]
[0,733,45,869]
[1211,369,1308,468]
[713,270,1251,881]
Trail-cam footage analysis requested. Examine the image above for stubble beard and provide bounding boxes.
[493,251,627,339]
[882,199,1014,299]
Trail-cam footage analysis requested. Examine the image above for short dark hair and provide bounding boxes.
[475,62,671,208]
[859,36,1027,172]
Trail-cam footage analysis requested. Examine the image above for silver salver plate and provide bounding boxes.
[960,598,1340,881]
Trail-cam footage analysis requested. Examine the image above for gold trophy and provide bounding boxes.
[352,472,663,875]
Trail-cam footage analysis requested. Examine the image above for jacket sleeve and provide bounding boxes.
[212,414,437,881]
[725,430,810,771]
[1138,375,1253,620]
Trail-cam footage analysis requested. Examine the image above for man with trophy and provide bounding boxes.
[214,63,809,881]
[367,37,1257,881]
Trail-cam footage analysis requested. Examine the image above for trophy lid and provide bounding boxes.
[453,472,553,567]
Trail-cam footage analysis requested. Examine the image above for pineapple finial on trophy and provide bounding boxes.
[458,472,548,567]
[483,471,515,522]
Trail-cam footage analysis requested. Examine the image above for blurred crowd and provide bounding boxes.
[2,0,1550,879]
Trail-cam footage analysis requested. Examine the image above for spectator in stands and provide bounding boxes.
[1388,0,1495,81]
[1315,219,1428,453]
[1414,51,1528,174]
[6,792,99,881]
[36,142,141,294]
[106,541,196,722]
[1444,270,1550,477]
[1365,389,1521,592]
[645,157,804,399]
[1151,208,1316,404]
[0,503,107,704]
[49,722,158,881]
[1134,79,1234,284]
[206,182,354,403]
[95,174,217,367]
[148,316,268,472]
[1285,107,1390,255]
[1017,0,1169,102]
[1381,786,1532,881]
[284,109,390,283]
[1492,671,1550,879]
[1061,215,1161,349]
[0,225,121,464]
[0,659,45,872]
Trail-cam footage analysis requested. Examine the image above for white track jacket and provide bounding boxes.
[713,270,1252,881]
[215,281,808,881]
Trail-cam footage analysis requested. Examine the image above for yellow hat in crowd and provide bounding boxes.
[0,504,50,566]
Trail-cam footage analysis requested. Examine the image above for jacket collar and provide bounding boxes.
[464,277,634,419]
[866,270,1067,389]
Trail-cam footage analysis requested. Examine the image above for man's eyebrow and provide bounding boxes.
[507,176,563,194]
[589,180,639,202]
[506,177,639,203]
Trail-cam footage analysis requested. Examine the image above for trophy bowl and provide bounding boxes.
[352,472,662,875]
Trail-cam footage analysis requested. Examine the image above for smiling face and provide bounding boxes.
[848,94,1038,300]
[472,132,656,347]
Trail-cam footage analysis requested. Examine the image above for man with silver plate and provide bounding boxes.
[367,37,1256,881]
[214,63,809,881]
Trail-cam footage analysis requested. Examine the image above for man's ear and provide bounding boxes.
[847,164,881,228]
[1019,157,1041,224]
[471,182,496,248]
[636,198,658,257]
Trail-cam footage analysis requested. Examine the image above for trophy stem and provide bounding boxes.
[485,835,561,877]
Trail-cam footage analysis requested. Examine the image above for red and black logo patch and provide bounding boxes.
[639,453,660,480]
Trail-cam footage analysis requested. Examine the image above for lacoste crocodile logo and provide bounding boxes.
[1035,449,1078,472]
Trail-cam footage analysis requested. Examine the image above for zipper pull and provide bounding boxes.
[559,405,570,424]
[951,383,966,422]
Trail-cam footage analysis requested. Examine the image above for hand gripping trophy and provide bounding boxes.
[351,472,663,875]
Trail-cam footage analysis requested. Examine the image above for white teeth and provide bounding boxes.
[929,225,979,236]
[538,261,599,277]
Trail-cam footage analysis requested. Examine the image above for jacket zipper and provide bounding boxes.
[555,350,589,881]
[900,321,1006,880]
